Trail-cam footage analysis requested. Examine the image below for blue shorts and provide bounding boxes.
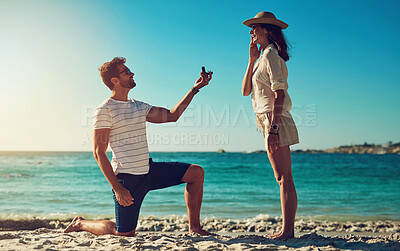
[113,158,191,233]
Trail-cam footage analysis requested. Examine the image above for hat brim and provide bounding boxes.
[243,18,288,29]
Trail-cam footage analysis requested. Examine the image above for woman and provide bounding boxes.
[242,12,299,240]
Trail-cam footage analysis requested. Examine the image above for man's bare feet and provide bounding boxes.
[64,216,83,233]
[189,228,216,236]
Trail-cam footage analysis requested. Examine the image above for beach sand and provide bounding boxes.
[1,215,399,250]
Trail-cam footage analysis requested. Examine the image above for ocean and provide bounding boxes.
[0,152,399,222]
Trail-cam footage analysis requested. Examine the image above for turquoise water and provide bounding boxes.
[0,152,399,221]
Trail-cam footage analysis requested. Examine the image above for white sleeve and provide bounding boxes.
[137,100,153,116]
[265,52,288,92]
[93,107,112,129]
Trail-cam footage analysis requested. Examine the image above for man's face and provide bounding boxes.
[115,64,136,89]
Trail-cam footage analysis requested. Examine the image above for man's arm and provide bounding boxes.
[93,128,134,207]
[146,71,212,123]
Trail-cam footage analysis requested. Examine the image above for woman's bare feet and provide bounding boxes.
[189,228,216,236]
[266,230,282,238]
[64,216,83,233]
[266,230,294,240]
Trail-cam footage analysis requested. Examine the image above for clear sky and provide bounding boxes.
[1,0,399,152]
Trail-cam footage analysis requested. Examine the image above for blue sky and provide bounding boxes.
[0,0,399,152]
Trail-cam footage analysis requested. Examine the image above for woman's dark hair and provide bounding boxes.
[260,23,290,61]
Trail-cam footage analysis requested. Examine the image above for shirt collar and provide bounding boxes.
[262,43,277,55]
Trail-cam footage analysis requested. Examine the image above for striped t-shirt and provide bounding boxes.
[93,98,153,175]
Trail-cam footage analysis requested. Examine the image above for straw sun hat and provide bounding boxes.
[243,11,288,29]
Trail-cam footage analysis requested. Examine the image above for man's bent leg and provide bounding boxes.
[148,160,212,236]
[181,164,210,236]
[113,174,149,235]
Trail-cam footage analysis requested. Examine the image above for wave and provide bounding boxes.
[0,213,114,231]
[0,173,32,178]
[1,213,399,232]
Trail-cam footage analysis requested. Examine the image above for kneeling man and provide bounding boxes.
[65,57,212,236]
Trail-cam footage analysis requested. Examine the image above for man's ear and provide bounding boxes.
[111,77,119,86]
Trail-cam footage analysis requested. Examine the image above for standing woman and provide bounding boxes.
[242,12,299,240]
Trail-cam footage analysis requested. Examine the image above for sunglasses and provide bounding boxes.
[118,68,132,75]
[251,25,262,31]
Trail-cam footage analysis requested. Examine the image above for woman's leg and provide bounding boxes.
[267,146,297,240]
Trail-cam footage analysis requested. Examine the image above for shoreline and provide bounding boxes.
[1,215,399,250]
[1,230,399,251]
[1,215,399,233]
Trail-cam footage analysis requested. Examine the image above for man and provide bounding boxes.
[64,57,212,236]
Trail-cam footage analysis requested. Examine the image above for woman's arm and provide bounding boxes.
[241,60,256,96]
[267,90,285,153]
[264,49,288,153]
[270,90,285,129]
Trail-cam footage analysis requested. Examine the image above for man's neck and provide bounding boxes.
[110,90,129,102]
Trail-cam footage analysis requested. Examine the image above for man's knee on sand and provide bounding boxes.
[116,229,136,237]
[182,164,205,183]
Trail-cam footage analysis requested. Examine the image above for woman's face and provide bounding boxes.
[250,24,268,45]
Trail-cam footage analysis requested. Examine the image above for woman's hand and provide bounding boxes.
[249,37,260,62]
[267,133,279,153]
[194,71,213,90]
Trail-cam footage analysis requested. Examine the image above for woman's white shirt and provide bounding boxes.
[251,44,293,118]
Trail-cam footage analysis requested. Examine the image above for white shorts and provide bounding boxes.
[255,112,299,148]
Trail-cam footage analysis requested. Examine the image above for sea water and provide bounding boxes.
[0,152,399,221]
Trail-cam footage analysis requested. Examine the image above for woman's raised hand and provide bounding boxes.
[249,37,260,62]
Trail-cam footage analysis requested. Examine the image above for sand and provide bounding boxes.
[1,215,399,250]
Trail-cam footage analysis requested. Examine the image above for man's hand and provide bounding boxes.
[113,186,134,207]
[267,133,279,154]
[193,71,213,90]
[147,70,213,123]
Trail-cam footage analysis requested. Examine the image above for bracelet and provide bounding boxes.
[268,131,279,136]
[191,87,199,94]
